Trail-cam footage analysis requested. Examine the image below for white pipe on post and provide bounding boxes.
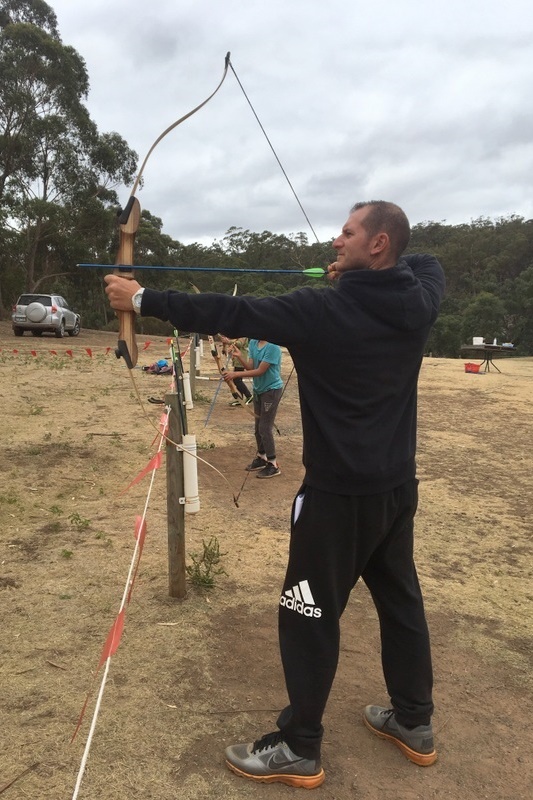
[182,434,200,514]
[183,372,194,409]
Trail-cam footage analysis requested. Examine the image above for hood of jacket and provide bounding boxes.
[336,257,443,332]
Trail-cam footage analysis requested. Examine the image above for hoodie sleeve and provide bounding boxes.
[141,286,323,345]
[402,254,446,322]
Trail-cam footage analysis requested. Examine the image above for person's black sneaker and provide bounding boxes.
[256,463,281,479]
[229,400,240,406]
[245,456,267,471]
[245,395,253,404]
[225,731,325,788]
[363,705,437,766]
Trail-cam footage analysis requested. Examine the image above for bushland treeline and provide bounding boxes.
[2,2,532,355]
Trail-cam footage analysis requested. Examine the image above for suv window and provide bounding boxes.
[17,294,53,305]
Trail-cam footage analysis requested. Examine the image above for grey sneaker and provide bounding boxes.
[256,463,281,479]
[245,456,267,471]
[225,731,325,788]
[363,705,437,766]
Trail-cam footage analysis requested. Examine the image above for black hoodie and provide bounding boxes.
[142,253,445,495]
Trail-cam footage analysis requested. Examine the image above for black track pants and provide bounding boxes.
[277,480,434,759]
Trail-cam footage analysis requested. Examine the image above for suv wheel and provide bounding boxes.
[55,319,65,338]
[68,319,81,337]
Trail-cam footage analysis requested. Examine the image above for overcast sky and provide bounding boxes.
[49,0,533,246]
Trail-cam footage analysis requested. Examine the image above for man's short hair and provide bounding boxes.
[351,201,411,260]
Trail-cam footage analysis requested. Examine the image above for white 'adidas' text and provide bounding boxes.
[279,579,322,618]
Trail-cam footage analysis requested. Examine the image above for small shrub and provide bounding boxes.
[186,537,227,589]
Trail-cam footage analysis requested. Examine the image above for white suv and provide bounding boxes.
[12,293,81,338]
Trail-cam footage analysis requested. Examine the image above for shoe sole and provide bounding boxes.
[363,715,437,766]
[256,470,281,479]
[225,760,325,788]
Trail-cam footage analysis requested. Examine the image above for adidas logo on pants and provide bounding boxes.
[279,579,322,618]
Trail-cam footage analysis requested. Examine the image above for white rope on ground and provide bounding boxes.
[71,410,170,800]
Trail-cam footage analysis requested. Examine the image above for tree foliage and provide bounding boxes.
[0,0,137,306]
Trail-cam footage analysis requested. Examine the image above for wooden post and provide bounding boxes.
[165,391,186,598]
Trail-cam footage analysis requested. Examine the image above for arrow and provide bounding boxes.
[78,264,326,278]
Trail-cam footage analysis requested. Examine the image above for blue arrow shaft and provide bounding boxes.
[77,263,320,275]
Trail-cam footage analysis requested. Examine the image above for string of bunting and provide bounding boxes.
[71,404,171,799]
[0,338,191,360]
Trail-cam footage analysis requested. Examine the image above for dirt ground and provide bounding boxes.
[0,319,531,800]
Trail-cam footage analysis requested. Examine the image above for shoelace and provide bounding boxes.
[252,731,285,753]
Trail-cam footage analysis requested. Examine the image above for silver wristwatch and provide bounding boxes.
[131,288,145,314]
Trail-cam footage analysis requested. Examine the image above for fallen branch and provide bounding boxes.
[0,762,39,795]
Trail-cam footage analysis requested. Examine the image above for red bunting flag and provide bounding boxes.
[150,412,169,446]
[85,348,93,358]
[49,350,57,355]
[66,350,73,357]
[12,349,18,354]
[98,609,126,669]
[71,607,126,742]
[119,452,163,495]
[31,350,37,357]
[142,341,151,350]
[105,347,112,355]
[134,514,147,544]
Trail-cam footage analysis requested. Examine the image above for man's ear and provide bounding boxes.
[370,233,389,254]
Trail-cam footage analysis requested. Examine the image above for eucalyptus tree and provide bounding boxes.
[0,0,137,304]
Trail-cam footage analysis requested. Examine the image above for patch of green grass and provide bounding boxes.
[60,549,73,559]
[69,512,90,530]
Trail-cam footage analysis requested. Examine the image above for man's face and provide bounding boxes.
[332,208,375,273]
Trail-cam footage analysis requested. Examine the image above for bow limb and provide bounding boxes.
[113,196,141,369]
[110,53,231,368]
[130,52,231,197]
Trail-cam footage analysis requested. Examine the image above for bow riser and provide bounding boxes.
[114,197,141,368]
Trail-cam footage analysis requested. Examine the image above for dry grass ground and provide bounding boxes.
[0,320,532,799]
